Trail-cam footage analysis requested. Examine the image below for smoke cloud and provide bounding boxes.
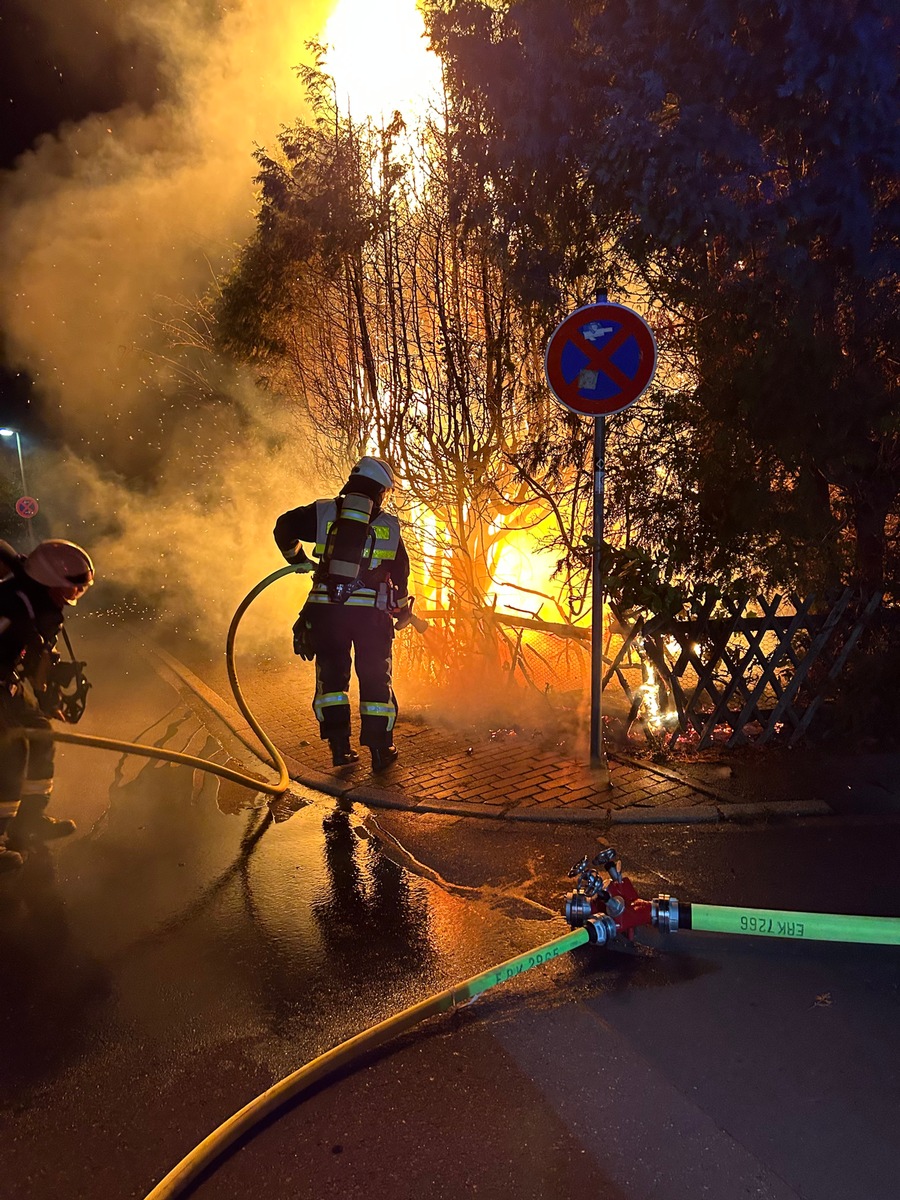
[0,0,336,646]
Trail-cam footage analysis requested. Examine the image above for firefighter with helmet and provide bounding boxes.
[0,538,94,874]
[274,456,411,772]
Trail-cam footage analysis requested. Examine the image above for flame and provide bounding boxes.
[322,0,442,121]
[488,533,555,617]
[639,662,665,730]
[409,507,572,623]
[413,504,450,611]
[638,641,678,733]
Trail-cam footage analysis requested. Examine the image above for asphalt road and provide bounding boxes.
[1,624,898,1199]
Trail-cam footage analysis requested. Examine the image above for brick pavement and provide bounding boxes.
[152,645,837,825]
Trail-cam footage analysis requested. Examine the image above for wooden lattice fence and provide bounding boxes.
[603,590,882,749]
[407,591,881,747]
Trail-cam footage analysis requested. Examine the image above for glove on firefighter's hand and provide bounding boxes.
[283,543,315,573]
[292,611,316,660]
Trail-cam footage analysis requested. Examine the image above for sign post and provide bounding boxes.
[590,415,606,770]
[545,297,658,774]
[1,428,37,548]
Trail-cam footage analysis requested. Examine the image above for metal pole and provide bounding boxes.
[590,416,609,781]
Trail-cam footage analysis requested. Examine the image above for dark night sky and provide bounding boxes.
[0,0,163,431]
[0,1,162,167]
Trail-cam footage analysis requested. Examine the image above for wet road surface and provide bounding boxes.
[0,629,560,1198]
[1,624,899,1199]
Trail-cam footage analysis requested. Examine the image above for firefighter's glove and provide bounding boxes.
[292,612,316,660]
[283,543,315,573]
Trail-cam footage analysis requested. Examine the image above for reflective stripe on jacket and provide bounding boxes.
[274,496,410,609]
[312,499,401,563]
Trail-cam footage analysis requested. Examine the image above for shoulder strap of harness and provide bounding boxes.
[15,589,35,621]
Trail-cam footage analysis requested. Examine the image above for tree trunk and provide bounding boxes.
[851,488,891,595]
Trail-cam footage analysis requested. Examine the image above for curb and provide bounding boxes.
[152,646,265,764]
[147,646,354,800]
[609,750,738,807]
[147,646,831,826]
[608,751,835,821]
[611,804,720,824]
[710,799,832,820]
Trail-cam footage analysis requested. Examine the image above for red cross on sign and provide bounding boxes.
[545,301,657,417]
[15,496,38,519]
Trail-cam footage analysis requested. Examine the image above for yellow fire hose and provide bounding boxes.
[17,568,900,1196]
[24,564,305,796]
[143,927,591,1199]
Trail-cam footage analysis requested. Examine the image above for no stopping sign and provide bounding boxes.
[545,301,657,416]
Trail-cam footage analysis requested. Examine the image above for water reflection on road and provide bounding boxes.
[0,599,590,1200]
[1,676,558,1198]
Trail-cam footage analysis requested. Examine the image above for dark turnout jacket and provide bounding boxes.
[274,497,410,608]
[0,543,64,684]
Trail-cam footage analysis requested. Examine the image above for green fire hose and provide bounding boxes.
[685,903,900,945]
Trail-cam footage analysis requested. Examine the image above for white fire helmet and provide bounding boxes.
[350,456,395,491]
[24,539,95,604]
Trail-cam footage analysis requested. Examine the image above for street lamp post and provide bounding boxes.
[0,428,36,548]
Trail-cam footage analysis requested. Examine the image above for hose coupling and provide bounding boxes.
[652,894,681,933]
[565,890,595,927]
[585,914,618,947]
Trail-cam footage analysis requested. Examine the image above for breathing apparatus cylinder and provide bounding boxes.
[321,490,376,602]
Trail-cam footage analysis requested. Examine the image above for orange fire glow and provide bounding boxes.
[321,0,442,121]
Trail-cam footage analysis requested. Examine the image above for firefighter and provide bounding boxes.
[0,539,94,874]
[274,457,411,772]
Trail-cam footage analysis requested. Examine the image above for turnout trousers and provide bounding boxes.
[307,605,397,748]
[0,686,55,836]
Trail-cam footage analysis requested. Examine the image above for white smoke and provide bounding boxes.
[0,0,337,644]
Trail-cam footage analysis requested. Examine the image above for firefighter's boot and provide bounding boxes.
[6,794,76,850]
[0,846,24,873]
[370,745,399,772]
[329,736,360,767]
[0,817,24,874]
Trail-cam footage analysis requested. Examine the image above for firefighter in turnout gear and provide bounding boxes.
[274,457,409,772]
[0,539,94,874]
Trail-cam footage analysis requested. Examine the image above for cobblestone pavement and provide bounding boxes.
[149,644,852,825]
